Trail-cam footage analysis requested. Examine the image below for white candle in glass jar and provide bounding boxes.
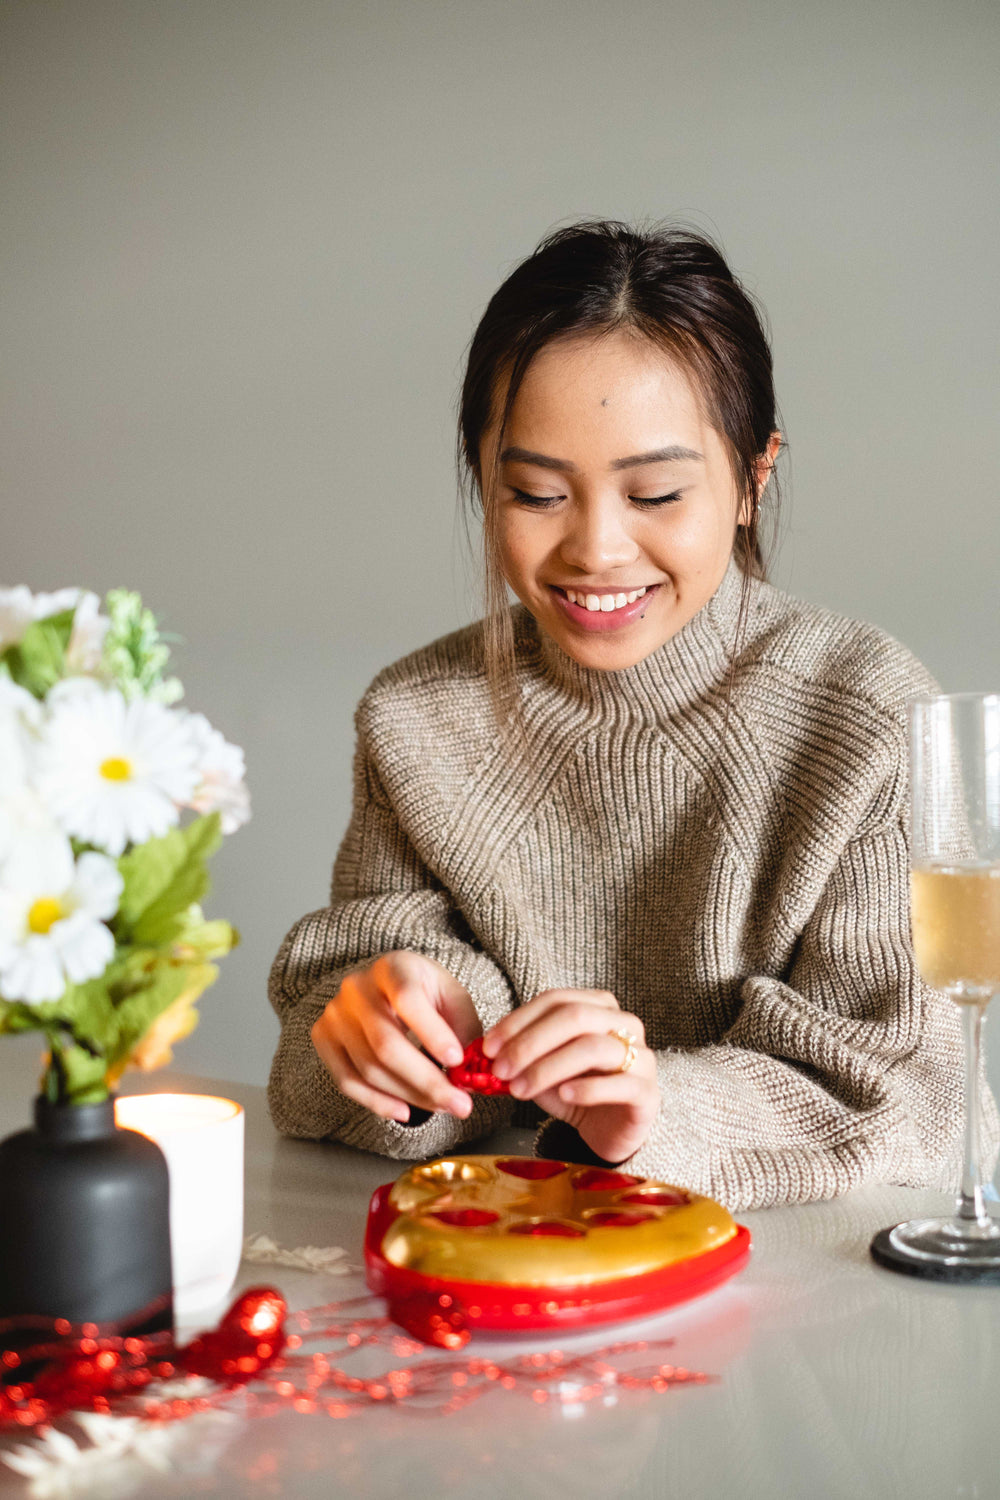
[115,1093,244,1321]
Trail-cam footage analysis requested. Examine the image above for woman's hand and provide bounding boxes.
[310,951,479,1123]
[482,988,660,1164]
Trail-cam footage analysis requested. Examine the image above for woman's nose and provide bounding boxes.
[557,496,640,576]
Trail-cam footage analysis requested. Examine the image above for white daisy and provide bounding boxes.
[0,680,70,884]
[0,842,122,1004]
[36,685,201,857]
[0,676,42,793]
[0,585,91,652]
[184,712,251,834]
[0,785,69,884]
[65,590,111,674]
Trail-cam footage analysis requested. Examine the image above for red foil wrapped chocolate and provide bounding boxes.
[446,1038,511,1095]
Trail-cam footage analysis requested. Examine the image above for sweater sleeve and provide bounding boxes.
[537,798,996,1211]
[267,723,517,1157]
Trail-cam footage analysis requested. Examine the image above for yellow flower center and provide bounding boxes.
[100,756,133,782]
[28,897,65,935]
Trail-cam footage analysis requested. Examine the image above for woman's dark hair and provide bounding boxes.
[457,219,783,728]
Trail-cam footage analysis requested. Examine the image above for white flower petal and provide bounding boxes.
[31,587,84,622]
[0,673,43,724]
[0,886,29,951]
[65,591,110,674]
[45,675,106,710]
[35,1425,84,1463]
[37,686,200,855]
[1,936,67,1002]
[50,910,114,984]
[1,1443,50,1477]
[70,852,124,921]
[0,585,37,650]
[1,830,76,897]
[113,781,181,846]
[185,713,250,831]
[0,677,43,795]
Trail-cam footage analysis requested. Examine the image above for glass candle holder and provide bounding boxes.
[115,1093,245,1319]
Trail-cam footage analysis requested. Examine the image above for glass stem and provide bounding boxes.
[957,1003,990,1226]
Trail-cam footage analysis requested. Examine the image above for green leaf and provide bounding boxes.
[105,958,217,1073]
[0,998,50,1035]
[115,814,222,941]
[1,968,123,1053]
[53,1043,110,1105]
[170,905,239,961]
[1,609,76,696]
[53,972,118,1044]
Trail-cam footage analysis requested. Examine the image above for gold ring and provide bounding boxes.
[609,1027,638,1074]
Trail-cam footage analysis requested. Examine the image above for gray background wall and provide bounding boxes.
[3,0,999,1091]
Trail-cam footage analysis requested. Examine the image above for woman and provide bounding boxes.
[267,220,973,1210]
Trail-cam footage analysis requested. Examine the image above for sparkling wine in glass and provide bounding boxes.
[872,693,1000,1279]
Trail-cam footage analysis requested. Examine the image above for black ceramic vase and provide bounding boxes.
[0,1095,174,1337]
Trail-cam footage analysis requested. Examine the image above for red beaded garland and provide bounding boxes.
[0,1284,713,1432]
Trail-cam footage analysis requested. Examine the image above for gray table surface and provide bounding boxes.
[1,1045,998,1500]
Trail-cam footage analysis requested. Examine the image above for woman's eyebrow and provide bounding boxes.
[610,445,704,469]
[499,444,703,472]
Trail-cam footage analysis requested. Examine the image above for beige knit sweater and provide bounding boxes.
[267,563,986,1210]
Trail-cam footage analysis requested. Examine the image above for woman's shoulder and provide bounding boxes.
[741,577,940,726]
[353,618,494,748]
[362,618,487,696]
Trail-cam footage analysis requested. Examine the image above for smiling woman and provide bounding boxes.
[485,333,777,673]
[461,223,782,717]
[266,220,992,1212]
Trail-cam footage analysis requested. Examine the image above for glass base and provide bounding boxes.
[871,1216,1000,1283]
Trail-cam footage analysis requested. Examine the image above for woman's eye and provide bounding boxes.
[629,491,684,507]
[510,488,563,507]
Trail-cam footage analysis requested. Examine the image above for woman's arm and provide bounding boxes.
[532,803,996,1209]
[267,725,517,1158]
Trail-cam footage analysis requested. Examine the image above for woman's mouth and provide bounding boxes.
[549,583,661,631]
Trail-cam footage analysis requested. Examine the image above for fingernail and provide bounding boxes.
[509,1078,526,1098]
[451,1093,472,1116]
[491,1059,510,1079]
[481,1035,497,1058]
[394,1105,410,1123]
[443,1045,462,1067]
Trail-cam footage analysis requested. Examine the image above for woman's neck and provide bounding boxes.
[517,559,756,720]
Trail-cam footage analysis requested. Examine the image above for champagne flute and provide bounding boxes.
[871,692,1000,1279]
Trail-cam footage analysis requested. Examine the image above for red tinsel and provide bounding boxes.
[0,1286,713,1431]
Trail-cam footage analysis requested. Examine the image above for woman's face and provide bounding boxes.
[483,331,768,672]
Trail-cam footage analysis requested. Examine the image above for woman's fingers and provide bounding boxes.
[557,1072,659,1110]
[370,952,477,1067]
[482,987,621,1061]
[349,1007,472,1116]
[311,958,473,1118]
[489,1001,646,1083]
[309,1022,411,1122]
[505,1030,648,1099]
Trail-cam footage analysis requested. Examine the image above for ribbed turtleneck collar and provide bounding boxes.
[515,560,758,723]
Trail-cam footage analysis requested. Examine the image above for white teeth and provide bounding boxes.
[563,586,648,611]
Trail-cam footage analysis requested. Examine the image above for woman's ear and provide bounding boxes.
[738,431,782,525]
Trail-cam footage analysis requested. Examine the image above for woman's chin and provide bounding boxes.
[548,621,660,672]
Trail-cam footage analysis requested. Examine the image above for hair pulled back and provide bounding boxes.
[457,218,782,728]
